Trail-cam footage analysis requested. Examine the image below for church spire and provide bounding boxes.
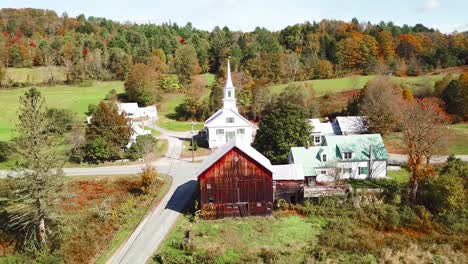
[225,59,234,88]
[222,59,237,112]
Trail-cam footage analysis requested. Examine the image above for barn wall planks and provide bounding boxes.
[199,148,273,219]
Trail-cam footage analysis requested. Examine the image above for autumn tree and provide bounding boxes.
[336,32,378,72]
[5,88,64,249]
[316,59,334,79]
[124,63,161,106]
[253,103,311,164]
[174,44,199,86]
[84,101,131,163]
[401,99,449,203]
[359,76,405,135]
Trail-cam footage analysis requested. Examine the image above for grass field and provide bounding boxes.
[156,214,325,263]
[0,81,123,140]
[270,74,445,96]
[3,66,66,85]
[448,124,468,154]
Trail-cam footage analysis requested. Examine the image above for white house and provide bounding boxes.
[204,60,254,149]
[289,134,389,186]
[117,103,158,120]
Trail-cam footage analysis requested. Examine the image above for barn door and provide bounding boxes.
[238,180,250,217]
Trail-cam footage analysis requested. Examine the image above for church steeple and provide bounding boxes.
[223,59,238,112]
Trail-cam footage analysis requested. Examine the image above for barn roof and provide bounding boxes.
[195,140,273,178]
[272,164,305,181]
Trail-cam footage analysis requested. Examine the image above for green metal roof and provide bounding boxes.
[290,134,389,176]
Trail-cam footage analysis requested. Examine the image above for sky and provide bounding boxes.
[1,0,467,33]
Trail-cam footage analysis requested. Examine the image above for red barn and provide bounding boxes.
[196,141,274,219]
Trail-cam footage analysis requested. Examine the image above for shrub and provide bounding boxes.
[126,135,158,161]
[0,141,12,162]
[46,108,76,135]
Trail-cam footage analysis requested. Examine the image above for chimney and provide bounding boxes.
[306,140,310,149]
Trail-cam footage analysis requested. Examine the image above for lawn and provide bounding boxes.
[3,66,66,85]
[156,93,204,132]
[155,213,325,263]
[0,174,171,263]
[0,81,124,140]
[270,74,445,96]
[180,139,212,159]
[387,168,410,183]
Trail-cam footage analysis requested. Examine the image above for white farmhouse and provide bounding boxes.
[289,134,389,186]
[204,60,254,149]
[117,103,158,120]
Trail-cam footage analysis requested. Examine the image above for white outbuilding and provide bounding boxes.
[204,60,254,149]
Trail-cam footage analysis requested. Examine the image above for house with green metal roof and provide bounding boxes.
[288,134,389,185]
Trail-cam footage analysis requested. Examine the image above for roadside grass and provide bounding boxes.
[95,175,172,264]
[0,81,124,141]
[180,139,212,159]
[270,74,445,96]
[3,66,66,85]
[155,214,326,263]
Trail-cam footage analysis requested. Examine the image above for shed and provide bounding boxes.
[272,164,305,204]
[195,140,274,219]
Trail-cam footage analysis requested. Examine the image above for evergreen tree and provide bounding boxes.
[5,88,64,249]
[253,103,311,164]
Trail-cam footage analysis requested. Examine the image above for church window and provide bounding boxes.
[228,90,232,97]
[226,117,234,123]
[237,128,245,134]
[216,129,224,135]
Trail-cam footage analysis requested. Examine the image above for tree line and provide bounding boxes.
[0,8,467,87]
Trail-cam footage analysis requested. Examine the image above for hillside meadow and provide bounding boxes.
[0,81,123,140]
[269,74,446,96]
[2,66,66,86]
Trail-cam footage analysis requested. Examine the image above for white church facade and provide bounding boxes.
[204,60,254,149]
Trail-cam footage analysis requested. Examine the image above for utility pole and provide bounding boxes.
[191,119,195,163]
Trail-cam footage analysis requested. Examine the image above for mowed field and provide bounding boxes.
[270,74,445,95]
[0,81,123,140]
[3,66,66,84]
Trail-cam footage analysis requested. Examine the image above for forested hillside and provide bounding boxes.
[0,8,467,86]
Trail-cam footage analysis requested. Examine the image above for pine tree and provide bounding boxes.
[6,88,64,249]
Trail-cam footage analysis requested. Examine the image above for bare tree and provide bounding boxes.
[401,98,449,203]
[360,76,405,135]
[285,51,300,82]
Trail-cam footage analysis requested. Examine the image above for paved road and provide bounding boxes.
[107,131,200,263]
[388,154,468,165]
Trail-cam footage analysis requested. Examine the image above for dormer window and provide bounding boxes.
[314,136,321,144]
[226,117,234,123]
[322,154,327,162]
[343,152,352,160]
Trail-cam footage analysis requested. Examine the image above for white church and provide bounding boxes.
[204,60,254,149]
